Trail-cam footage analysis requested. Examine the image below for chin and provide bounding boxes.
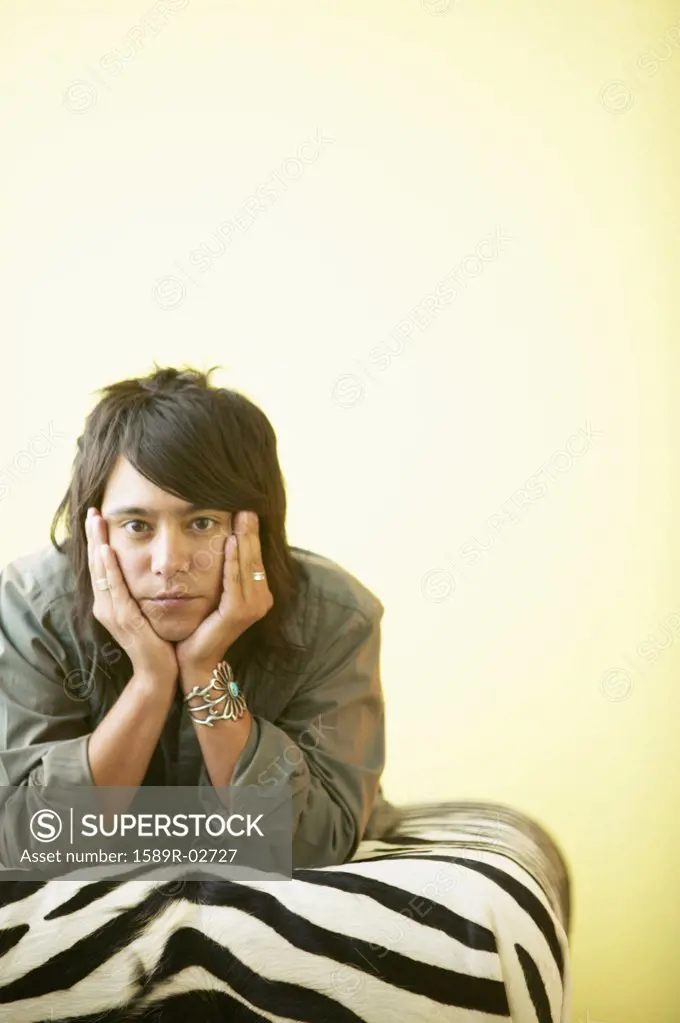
[144,612,198,643]
[153,622,195,642]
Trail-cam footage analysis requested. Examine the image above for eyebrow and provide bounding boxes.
[104,504,224,519]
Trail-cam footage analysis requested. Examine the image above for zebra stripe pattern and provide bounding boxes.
[0,801,571,1022]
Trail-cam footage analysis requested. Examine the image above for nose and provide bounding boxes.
[150,525,192,581]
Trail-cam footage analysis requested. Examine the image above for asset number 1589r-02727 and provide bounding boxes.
[132,848,238,864]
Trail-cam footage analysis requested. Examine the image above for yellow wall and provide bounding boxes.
[1,1,678,1018]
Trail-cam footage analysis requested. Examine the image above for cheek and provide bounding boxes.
[192,537,226,587]
[206,554,225,595]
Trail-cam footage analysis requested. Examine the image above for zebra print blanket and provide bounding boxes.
[0,801,571,1022]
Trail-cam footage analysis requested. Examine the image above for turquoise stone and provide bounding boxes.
[228,681,239,699]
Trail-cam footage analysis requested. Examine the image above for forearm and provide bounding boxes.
[224,715,379,866]
[88,672,175,789]
[0,676,175,866]
[192,712,254,788]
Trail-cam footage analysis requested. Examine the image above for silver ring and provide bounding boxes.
[95,578,110,591]
[252,571,266,582]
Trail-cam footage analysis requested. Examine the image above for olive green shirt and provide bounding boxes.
[0,543,403,869]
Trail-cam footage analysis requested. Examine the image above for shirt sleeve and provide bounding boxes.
[203,599,386,868]
[0,562,94,864]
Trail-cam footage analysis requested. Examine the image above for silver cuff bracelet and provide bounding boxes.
[183,660,248,727]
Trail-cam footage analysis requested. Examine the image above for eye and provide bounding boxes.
[123,520,150,535]
[192,517,218,532]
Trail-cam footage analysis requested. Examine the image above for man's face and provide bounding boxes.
[99,456,231,642]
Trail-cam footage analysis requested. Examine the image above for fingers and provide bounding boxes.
[222,531,241,601]
[100,543,131,609]
[86,509,138,632]
[86,509,112,612]
[230,512,271,613]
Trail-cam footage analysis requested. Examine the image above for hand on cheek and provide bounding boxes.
[176,512,273,675]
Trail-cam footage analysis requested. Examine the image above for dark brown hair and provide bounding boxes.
[50,364,307,700]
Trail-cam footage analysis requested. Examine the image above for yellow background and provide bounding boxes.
[1,1,678,1019]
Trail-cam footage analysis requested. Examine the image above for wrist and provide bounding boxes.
[130,670,176,701]
[178,659,221,693]
[178,658,215,691]
[130,649,177,687]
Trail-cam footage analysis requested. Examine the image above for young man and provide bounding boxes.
[0,366,402,868]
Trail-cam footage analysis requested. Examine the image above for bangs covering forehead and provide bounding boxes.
[118,391,260,514]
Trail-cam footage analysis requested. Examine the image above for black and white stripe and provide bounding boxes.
[0,801,571,1022]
